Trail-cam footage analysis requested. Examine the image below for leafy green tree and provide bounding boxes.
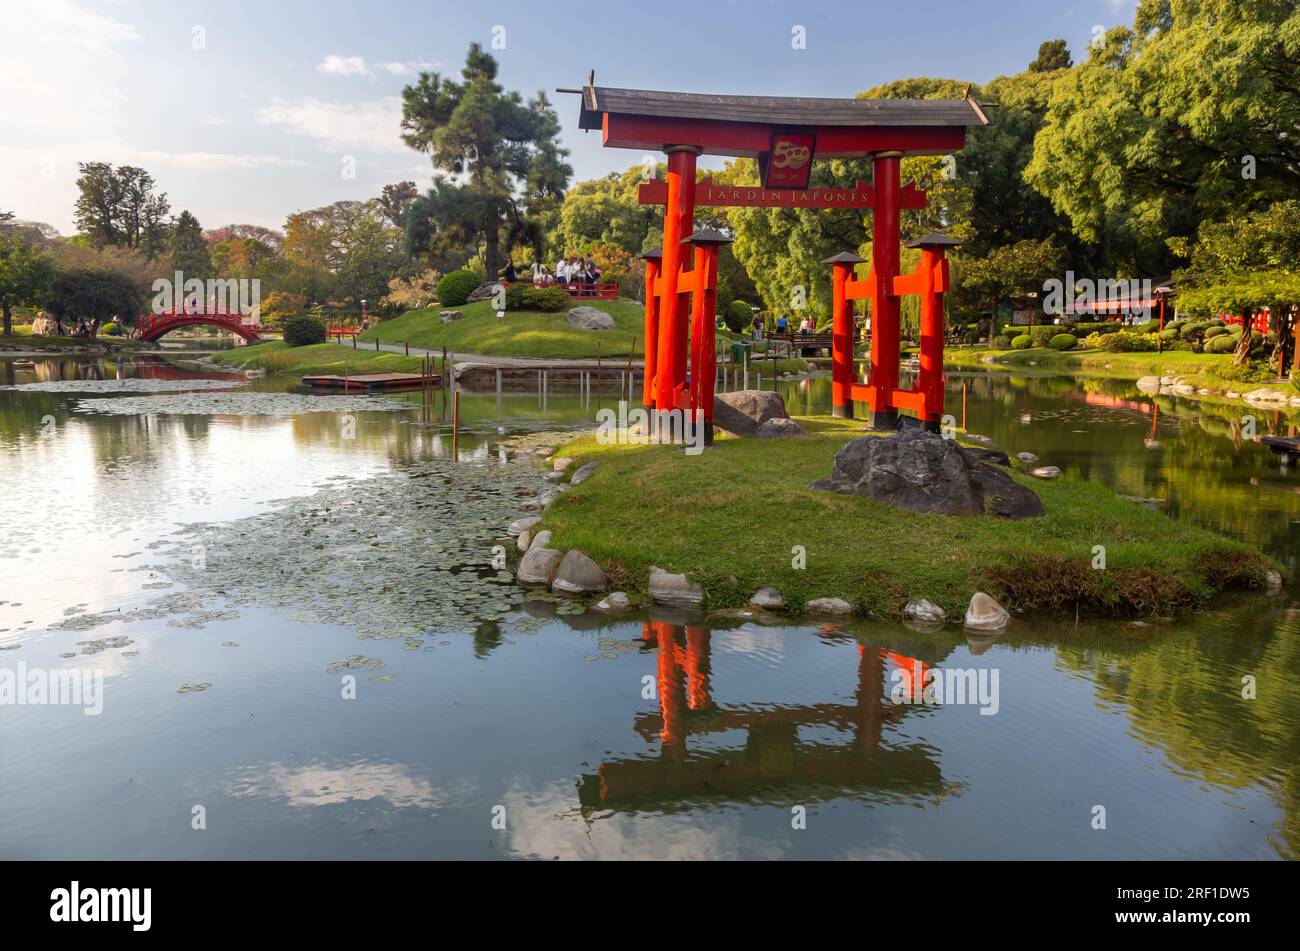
[46,265,145,337]
[0,232,56,335]
[548,165,664,257]
[1026,0,1300,273]
[955,238,1066,346]
[1028,39,1072,72]
[73,162,170,258]
[168,210,212,280]
[400,43,571,277]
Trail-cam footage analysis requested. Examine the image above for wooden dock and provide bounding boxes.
[1261,435,1300,458]
[301,372,442,391]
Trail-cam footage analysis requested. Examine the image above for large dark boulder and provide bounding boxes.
[712,390,790,437]
[815,429,1044,518]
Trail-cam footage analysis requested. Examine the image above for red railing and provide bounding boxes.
[503,280,619,301]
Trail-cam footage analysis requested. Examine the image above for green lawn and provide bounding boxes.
[537,417,1274,620]
[941,345,1284,392]
[359,298,649,359]
[1,327,154,350]
[212,341,439,377]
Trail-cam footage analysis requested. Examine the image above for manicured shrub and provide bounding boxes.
[725,300,754,333]
[1010,334,1033,350]
[1204,334,1238,354]
[1202,326,1228,340]
[1098,331,1158,353]
[1049,333,1078,351]
[101,322,122,336]
[1029,326,1055,348]
[436,269,484,307]
[992,334,1012,349]
[522,286,571,311]
[282,314,326,347]
[504,282,529,310]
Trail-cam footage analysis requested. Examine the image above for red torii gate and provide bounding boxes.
[564,79,987,433]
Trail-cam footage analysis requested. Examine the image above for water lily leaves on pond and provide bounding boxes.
[177,682,212,694]
[72,391,409,418]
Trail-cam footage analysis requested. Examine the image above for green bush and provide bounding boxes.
[1029,326,1055,348]
[436,269,484,307]
[1010,334,1033,350]
[1203,326,1228,340]
[282,314,326,347]
[992,334,1012,349]
[724,300,754,333]
[1204,334,1238,354]
[1071,321,1122,337]
[101,322,122,336]
[504,282,529,310]
[520,286,570,312]
[1097,331,1158,353]
[1049,333,1078,351]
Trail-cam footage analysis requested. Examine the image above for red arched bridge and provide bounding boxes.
[138,308,263,342]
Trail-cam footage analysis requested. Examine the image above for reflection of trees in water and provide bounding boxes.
[1055,610,1300,859]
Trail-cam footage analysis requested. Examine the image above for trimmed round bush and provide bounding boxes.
[101,322,122,336]
[1049,332,1077,351]
[992,334,1012,349]
[520,286,570,311]
[1029,326,1055,348]
[725,300,754,333]
[1204,334,1237,354]
[282,314,326,347]
[436,269,484,307]
[1010,334,1033,350]
[1203,326,1228,340]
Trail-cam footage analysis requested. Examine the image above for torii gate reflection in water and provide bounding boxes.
[577,622,955,814]
[563,79,988,434]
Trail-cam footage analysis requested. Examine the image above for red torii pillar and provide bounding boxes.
[639,246,662,410]
[653,146,701,428]
[827,251,871,419]
[869,151,904,430]
[684,228,730,443]
[896,233,960,431]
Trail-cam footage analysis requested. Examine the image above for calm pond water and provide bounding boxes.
[1,351,1297,860]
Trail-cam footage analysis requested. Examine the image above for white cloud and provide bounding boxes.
[317,54,372,78]
[0,0,140,137]
[378,62,414,76]
[255,96,407,152]
[131,150,307,171]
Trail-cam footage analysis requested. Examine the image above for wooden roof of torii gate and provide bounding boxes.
[560,76,990,158]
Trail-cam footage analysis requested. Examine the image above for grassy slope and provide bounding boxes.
[360,298,648,359]
[361,300,814,372]
[212,341,437,377]
[538,417,1273,619]
[942,345,1288,394]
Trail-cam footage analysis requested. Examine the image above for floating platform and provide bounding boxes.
[301,372,441,391]
[1261,435,1300,458]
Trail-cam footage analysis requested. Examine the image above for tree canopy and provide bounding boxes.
[400,43,571,277]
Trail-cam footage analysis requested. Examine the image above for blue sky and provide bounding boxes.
[0,0,1137,235]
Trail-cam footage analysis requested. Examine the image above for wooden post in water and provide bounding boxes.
[404,341,409,356]
[352,335,357,349]
[452,389,460,461]
[962,381,968,431]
